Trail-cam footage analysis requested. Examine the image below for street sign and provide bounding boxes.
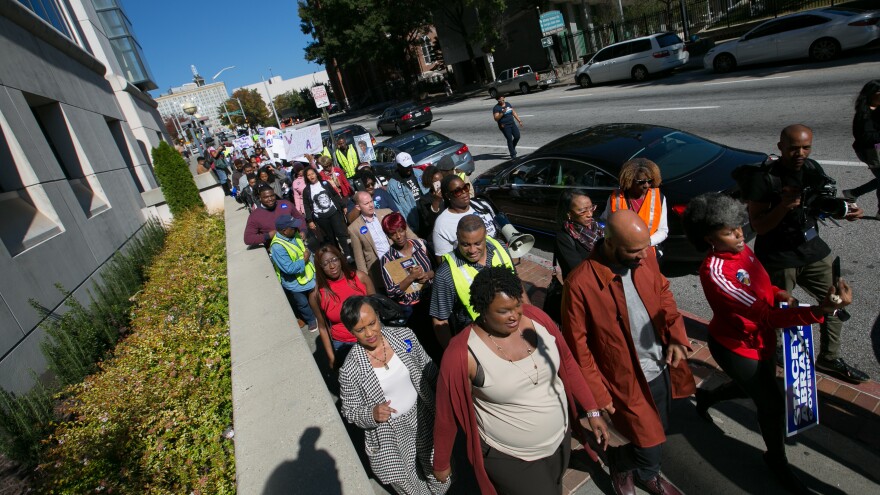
[541,36,553,48]
[487,53,494,63]
[539,11,565,36]
[311,85,330,109]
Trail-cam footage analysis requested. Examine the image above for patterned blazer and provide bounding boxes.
[339,326,438,486]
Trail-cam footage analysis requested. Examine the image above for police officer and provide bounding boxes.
[742,124,868,383]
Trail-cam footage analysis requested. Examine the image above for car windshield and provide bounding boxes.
[629,131,723,180]
[397,132,449,156]
[656,33,683,48]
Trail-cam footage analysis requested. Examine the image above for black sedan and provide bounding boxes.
[377,102,433,135]
[474,123,766,262]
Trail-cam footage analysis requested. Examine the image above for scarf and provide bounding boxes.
[564,219,603,253]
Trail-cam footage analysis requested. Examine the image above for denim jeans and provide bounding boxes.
[283,287,316,326]
[499,123,521,157]
[215,168,228,185]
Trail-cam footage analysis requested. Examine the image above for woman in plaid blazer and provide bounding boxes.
[338,296,451,495]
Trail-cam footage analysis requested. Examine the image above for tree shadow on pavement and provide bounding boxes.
[263,427,342,495]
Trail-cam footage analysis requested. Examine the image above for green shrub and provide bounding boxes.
[0,381,54,468]
[151,141,205,217]
[38,211,234,494]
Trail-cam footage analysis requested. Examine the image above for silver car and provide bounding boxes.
[372,130,475,176]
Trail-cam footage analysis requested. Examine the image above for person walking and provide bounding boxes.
[270,215,318,332]
[303,167,354,262]
[682,193,852,494]
[556,189,604,279]
[492,95,523,158]
[600,158,668,253]
[842,79,880,218]
[338,296,449,495]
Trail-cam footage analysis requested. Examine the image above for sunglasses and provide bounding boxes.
[634,179,654,185]
[448,183,470,197]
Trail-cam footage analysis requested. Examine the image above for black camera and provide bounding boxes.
[801,176,848,218]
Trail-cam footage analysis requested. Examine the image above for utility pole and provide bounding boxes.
[262,75,282,128]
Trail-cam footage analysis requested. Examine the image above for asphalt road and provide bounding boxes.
[341,49,880,378]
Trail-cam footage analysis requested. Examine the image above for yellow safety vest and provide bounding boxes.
[270,235,316,285]
[335,146,359,178]
[443,236,514,321]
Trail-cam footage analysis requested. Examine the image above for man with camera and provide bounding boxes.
[742,124,868,383]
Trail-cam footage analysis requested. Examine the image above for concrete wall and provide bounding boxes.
[0,1,158,393]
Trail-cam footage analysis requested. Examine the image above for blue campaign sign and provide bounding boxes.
[539,11,565,36]
[782,304,819,437]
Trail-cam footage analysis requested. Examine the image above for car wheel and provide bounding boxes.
[395,124,402,135]
[809,38,840,62]
[423,121,431,128]
[519,83,530,95]
[488,88,498,99]
[713,53,736,73]
[631,65,649,82]
[578,74,592,88]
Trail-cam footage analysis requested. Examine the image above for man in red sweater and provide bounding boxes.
[244,185,305,249]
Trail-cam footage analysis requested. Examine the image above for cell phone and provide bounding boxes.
[433,181,441,192]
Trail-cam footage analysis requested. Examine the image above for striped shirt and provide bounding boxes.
[380,238,433,306]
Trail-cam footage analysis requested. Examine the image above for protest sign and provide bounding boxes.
[263,127,284,158]
[233,137,251,150]
[282,124,322,160]
[354,133,376,162]
[782,303,820,437]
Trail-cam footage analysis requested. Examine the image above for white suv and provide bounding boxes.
[576,32,689,87]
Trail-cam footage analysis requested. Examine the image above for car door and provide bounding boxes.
[775,15,831,60]
[495,69,510,93]
[587,47,615,83]
[486,158,559,230]
[557,158,619,218]
[736,20,784,64]
[608,41,636,81]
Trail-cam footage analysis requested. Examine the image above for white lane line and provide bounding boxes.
[560,93,594,98]
[519,114,535,117]
[638,106,719,112]
[434,119,455,122]
[469,144,540,150]
[818,160,865,167]
[704,76,790,86]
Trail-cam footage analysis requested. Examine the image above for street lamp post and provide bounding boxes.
[182,101,205,155]
[212,66,236,131]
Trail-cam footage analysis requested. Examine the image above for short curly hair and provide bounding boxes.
[682,193,748,252]
[619,158,662,190]
[470,266,523,317]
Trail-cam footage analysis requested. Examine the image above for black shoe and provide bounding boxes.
[694,388,713,423]
[815,357,869,384]
[763,453,811,494]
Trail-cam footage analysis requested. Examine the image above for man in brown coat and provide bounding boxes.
[562,210,695,495]
[348,191,416,289]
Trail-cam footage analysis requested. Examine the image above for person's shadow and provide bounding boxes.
[263,427,342,495]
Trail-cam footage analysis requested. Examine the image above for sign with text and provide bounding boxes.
[263,127,284,158]
[233,137,251,150]
[541,36,554,48]
[282,124,322,160]
[782,304,819,437]
[311,85,330,109]
[354,133,375,162]
[539,11,564,36]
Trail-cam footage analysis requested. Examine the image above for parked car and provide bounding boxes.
[377,102,433,135]
[704,8,880,72]
[473,123,766,261]
[321,124,376,148]
[576,32,689,87]
[488,65,555,98]
[371,130,475,177]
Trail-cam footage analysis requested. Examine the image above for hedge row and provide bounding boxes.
[38,212,234,494]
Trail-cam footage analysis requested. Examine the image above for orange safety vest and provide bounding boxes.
[609,188,663,235]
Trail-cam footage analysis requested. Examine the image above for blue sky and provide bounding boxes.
[119,0,325,96]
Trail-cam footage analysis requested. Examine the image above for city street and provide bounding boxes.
[340,49,880,378]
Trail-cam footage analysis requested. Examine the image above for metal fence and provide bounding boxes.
[557,0,848,64]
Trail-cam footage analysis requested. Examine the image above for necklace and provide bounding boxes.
[484,328,539,385]
[365,337,390,370]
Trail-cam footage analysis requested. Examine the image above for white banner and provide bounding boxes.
[282,124,323,160]
[233,137,251,150]
[263,127,284,158]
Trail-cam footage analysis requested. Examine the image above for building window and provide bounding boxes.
[16,0,73,38]
[92,0,157,91]
[420,36,433,64]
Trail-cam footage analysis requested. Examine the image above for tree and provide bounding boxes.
[163,117,183,142]
[274,90,305,118]
[218,89,271,127]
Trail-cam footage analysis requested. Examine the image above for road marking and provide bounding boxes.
[818,160,865,167]
[469,144,539,150]
[434,118,455,122]
[519,114,535,117]
[703,76,790,86]
[638,106,719,112]
[560,93,594,98]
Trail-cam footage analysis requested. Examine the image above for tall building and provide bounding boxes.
[156,81,229,133]
[0,0,165,393]
[234,71,329,115]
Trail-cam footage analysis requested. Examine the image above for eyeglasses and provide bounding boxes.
[320,257,340,268]
[634,179,654,186]
[571,204,598,215]
[449,183,470,197]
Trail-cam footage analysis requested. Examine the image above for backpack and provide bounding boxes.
[730,156,780,199]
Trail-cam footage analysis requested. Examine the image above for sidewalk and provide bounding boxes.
[512,255,880,494]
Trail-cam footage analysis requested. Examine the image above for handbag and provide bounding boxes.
[542,255,564,324]
[369,294,408,326]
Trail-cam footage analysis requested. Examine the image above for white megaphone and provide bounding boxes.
[496,214,534,258]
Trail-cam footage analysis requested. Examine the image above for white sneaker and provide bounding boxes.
[841,189,857,201]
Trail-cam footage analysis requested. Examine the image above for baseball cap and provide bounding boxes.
[436,155,456,171]
[396,152,414,168]
[275,214,305,233]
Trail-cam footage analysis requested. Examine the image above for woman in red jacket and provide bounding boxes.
[683,193,852,495]
[432,266,609,495]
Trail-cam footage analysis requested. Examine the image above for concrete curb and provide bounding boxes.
[224,198,374,495]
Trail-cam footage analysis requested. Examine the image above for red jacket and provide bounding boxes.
[699,246,822,360]
[242,200,302,248]
[433,305,598,495]
[320,167,353,197]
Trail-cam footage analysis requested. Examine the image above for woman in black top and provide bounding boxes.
[303,167,353,260]
[843,79,880,218]
[417,166,444,241]
[554,189,604,279]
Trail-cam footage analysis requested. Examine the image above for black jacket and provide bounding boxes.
[555,228,591,280]
[303,180,345,222]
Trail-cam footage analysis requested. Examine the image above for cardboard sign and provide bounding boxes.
[233,137,251,150]
[354,133,376,162]
[782,303,820,437]
[383,256,419,294]
[282,124,323,160]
